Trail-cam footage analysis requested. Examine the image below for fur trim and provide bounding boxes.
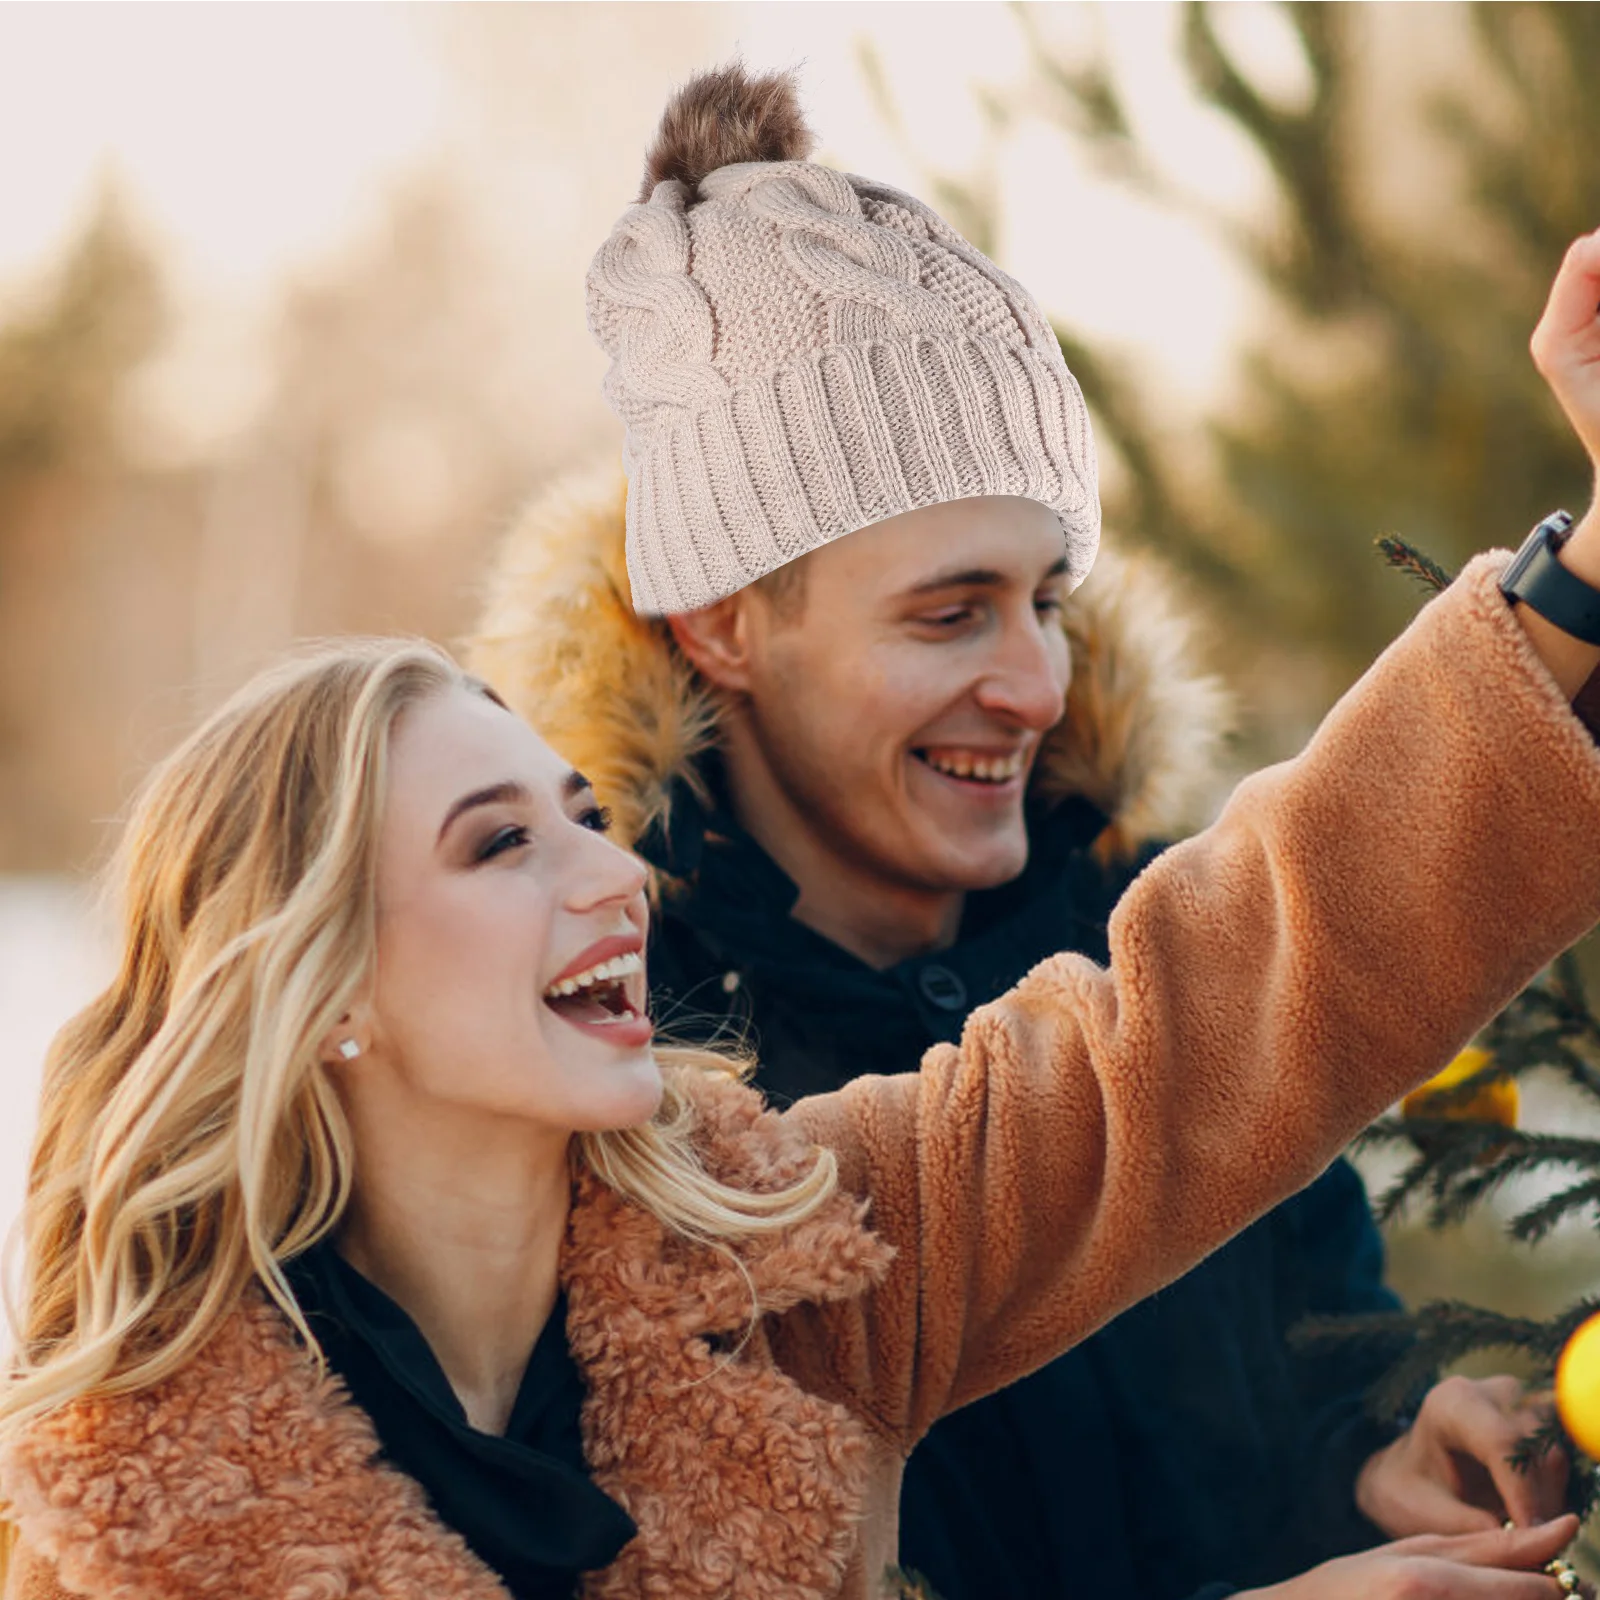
[0,1298,507,1600]
[639,64,817,203]
[467,463,722,854]
[1041,542,1237,861]
[0,1072,892,1600]
[566,1069,894,1598]
[465,467,1235,863]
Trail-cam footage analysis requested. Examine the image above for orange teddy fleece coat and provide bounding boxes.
[9,553,1600,1600]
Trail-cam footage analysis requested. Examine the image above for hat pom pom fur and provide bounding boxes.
[638,63,817,203]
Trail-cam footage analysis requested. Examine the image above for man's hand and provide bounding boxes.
[1355,1375,1569,1539]
[1239,1517,1580,1599]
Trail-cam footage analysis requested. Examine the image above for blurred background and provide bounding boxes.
[4,2,1600,1343]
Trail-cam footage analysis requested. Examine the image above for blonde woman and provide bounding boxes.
[5,246,1600,1600]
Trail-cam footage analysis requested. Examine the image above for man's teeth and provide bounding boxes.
[545,950,643,999]
[922,750,1026,783]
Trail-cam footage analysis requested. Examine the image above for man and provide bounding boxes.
[469,64,1569,1600]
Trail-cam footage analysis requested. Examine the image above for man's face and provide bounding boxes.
[730,495,1072,896]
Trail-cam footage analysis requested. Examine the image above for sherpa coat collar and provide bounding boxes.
[0,1074,894,1600]
[463,468,1234,865]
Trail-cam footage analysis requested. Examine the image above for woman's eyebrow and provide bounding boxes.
[436,780,533,844]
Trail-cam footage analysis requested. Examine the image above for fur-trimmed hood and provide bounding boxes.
[465,466,1233,865]
[0,1071,894,1600]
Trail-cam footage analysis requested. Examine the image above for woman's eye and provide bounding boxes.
[477,824,530,862]
[1035,594,1064,617]
[578,804,613,835]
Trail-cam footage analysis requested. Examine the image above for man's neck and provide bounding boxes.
[717,726,965,971]
[789,878,964,970]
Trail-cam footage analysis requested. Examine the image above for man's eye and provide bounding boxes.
[578,805,613,834]
[477,825,530,862]
[917,608,972,629]
[1035,594,1064,617]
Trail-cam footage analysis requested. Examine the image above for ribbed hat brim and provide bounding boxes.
[624,333,1100,615]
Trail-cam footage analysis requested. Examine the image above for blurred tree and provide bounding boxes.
[0,188,175,871]
[940,2,1600,733]
[0,183,164,483]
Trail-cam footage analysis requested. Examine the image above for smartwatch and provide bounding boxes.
[1499,510,1600,646]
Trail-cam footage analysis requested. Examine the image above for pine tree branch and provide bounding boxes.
[1361,1122,1600,1229]
[1294,1301,1592,1421]
[1510,1176,1600,1245]
[1376,536,1455,595]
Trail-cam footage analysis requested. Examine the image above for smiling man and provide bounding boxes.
[469,63,1572,1600]
[664,494,1073,973]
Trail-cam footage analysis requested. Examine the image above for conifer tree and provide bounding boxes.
[987,2,1600,717]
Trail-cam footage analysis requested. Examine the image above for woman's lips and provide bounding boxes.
[545,991,654,1050]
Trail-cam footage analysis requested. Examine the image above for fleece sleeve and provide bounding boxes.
[777,553,1600,1448]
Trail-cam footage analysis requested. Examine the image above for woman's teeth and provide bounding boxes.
[545,950,643,999]
[920,749,1026,784]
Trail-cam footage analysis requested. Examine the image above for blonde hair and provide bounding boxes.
[0,638,835,1460]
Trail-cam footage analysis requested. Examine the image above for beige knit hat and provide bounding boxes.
[585,64,1100,616]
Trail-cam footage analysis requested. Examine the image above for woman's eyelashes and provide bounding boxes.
[471,803,608,864]
[476,823,531,863]
[578,804,614,835]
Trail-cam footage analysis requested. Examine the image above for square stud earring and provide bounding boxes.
[337,1039,362,1061]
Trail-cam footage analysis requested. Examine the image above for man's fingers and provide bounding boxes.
[1426,1379,1565,1528]
[1399,1479,1505,1538]
[1401,1513,1579,1570]
[1476,1402,1567,1529]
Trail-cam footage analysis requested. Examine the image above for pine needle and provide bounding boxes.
[1376,536,1455,594]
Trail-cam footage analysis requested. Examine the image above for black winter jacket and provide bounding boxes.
[644,788,1400,1600]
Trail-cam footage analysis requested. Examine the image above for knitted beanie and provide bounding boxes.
[585,64,1100,616]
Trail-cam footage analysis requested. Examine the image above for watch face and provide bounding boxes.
[1503,526,1549,593]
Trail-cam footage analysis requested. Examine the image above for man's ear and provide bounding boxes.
[664,595,757,693]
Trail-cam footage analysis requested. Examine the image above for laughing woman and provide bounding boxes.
[7,242,1600,1600]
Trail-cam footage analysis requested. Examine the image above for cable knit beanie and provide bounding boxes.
[585,63,1100,616]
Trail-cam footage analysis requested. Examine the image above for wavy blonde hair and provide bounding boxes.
[0,638,835,1459]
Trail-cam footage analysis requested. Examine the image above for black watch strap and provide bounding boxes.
[1500,511,1600,646]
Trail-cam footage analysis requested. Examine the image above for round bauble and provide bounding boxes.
[1555,1311,1600,1461]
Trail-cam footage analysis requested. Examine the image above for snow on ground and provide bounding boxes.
[0,877,113,1337]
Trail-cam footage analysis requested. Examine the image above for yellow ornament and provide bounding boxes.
[1401,1046,1519,1129]
[1556,1313,1600,1460]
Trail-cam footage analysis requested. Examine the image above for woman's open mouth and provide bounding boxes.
[543,950,653,1047]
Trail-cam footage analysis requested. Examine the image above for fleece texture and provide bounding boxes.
[465,467,1234,865]
[10,555,1600,1600]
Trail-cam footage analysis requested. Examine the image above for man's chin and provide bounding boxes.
[911,836,1031,894]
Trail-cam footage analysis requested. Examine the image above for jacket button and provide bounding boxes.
[917,964,968,1012]
[721,971,741,994]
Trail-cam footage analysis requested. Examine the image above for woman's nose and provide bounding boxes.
[569,831,651,913]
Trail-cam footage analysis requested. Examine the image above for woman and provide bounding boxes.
[5,230,1600,1600]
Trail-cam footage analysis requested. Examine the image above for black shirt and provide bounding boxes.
[284,1242,635,1600]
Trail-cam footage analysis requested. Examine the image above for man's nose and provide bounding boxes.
[973,616,1069,730]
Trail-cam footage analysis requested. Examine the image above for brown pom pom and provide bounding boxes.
[639,63,816,203]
